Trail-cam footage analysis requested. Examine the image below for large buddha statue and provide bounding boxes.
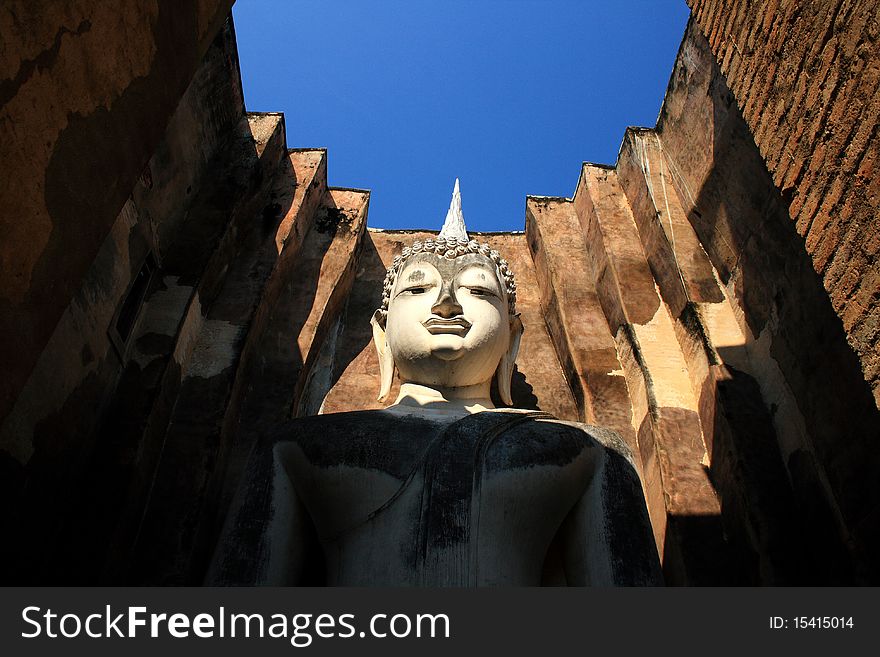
[209,181,661,586]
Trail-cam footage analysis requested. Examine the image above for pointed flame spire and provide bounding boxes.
[438,178,469,242]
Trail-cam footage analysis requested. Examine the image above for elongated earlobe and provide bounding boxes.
[371,310,395,402]
[496,315,524,406]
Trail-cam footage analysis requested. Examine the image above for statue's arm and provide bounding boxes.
[206,437,321,585]
[262,443,319,585]
[560,442,663,586]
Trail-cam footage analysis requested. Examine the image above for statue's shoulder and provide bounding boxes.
[270,409,377,439]
[270,409,433,443]
[268,409,441,470]
[527,416,639,470]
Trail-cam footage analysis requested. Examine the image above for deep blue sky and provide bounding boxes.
[233,1,691,231]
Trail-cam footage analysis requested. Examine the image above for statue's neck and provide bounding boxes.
[393,382,495,414]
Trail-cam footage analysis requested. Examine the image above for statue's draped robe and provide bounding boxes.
[209,409,661,586]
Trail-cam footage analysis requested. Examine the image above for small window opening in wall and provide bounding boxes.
[109,252,157,359]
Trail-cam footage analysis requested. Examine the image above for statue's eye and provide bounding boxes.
[404,287,428,295]
[466,287,496,298]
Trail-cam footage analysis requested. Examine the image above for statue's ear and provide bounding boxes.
[371,310,395,402]
[496,315,524,406]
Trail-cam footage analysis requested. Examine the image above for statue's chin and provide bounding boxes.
[430,347,463,362]
[428,336,465,361]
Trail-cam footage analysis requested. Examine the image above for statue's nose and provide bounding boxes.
[431,282,463,318]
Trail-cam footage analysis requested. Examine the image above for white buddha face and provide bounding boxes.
[385,252,511,389]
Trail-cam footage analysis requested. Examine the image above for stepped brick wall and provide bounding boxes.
[688,0,880,405]
[1,15,250,583]
[660,8,880,583]
[0,0,235,425]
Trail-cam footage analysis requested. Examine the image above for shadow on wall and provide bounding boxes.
[661,26,880,583]
[45,115,293,586]
[705,355,812,584]
[203,171,357,578]
[4,100,288,585]
[124,137,309,585]
[318,234,387,407]
[661,347,854,585]
[495,366,540,411]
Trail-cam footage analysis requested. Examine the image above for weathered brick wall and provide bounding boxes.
[0,16,262,583]
[652,17,880,583]
[0,0,235,425]
[687,0,880,405]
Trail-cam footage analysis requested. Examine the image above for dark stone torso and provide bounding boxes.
[207,408,661,586]
[271,409,654,586]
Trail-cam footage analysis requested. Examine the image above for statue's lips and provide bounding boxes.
[423,317,472,336]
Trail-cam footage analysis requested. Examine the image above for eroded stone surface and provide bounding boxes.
[0,0,234,424]
[688,0,880,406]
